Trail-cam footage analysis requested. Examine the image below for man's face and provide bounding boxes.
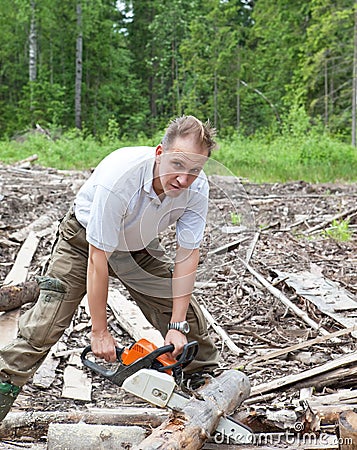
[153,136,209,197]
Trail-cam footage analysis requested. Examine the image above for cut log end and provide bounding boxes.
[0,281,39,312]
[339,410,357,450]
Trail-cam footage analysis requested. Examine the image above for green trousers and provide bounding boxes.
[0,208,219,387]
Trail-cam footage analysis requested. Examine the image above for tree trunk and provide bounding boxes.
[133,369,250,450]
[0,281,39,312]
[29,0,37,83]
[352,0,357,147]
[29,0,37,127]
[75,1,83,129]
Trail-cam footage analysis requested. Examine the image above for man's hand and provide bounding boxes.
[91,328,117,362]
[164,329,188,358]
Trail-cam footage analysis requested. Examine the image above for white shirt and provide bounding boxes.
[74,147,209,252]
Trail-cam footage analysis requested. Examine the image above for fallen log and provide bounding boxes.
[133,369,250,450]
[0,407,168,440]
[0,281,39,312]
[47,423,146,450]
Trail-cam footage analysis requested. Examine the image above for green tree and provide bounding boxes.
[245,0,310,132]
[294,0,355,136]
[179,0,253,132]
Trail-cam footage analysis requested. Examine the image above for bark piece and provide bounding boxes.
[0,281,39,312]
[274,270,357,337]
[61,365,92,401]
[133,369,250,450]
[338,410,357,450]
[47,423,146,450]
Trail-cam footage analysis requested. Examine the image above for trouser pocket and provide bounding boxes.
[19,276,67,349]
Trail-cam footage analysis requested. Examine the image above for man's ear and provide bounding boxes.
[155,144,163,161]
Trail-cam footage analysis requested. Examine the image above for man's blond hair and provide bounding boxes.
[162,115,217,156]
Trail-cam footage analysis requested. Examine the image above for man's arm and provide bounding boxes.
[165,246,200,357]
[87,244,117,362]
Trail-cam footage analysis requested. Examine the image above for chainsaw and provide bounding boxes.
[81,339,252,444]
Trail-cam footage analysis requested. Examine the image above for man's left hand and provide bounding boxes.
[164,329,188,358]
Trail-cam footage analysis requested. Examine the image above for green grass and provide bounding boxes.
[0,128,356,182]
[211,132,357,183]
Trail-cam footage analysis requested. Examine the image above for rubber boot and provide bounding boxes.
[0,382,21,421]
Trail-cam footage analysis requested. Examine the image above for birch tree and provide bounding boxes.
[75,1,83,129]
[352,0,357,147]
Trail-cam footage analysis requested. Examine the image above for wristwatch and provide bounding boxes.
[167,321,190,334]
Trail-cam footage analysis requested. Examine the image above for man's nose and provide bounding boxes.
[177,173,189,187]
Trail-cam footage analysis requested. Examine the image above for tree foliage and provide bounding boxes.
[0,0,356,144]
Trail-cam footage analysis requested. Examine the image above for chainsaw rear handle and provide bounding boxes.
[81,341,198,386]
[156,340,198,371]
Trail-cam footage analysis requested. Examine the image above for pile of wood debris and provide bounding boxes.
[0,159,356,449]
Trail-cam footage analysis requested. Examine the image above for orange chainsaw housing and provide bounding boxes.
[120,338,176,375]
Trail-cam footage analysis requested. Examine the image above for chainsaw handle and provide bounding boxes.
[81,345,125,378]
[157,341,199,371]
[81,341,199,387]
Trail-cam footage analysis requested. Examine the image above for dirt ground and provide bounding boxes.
[0,162,356,448]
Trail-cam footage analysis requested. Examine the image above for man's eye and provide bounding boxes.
[173,161,184,169]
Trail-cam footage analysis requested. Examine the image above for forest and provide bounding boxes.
[0,0,357,181]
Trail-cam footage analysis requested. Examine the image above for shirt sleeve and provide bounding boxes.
[176,177,209,249]
[85,184,127,252]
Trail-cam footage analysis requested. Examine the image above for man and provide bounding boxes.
[0,115,220,421]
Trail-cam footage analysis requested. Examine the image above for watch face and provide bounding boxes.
[182,321,190,333]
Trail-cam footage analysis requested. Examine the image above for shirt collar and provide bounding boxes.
[143,152,156,195]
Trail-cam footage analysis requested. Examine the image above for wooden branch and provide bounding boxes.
[200,303,244,355]
[207,236,249,256]
[0,281,39,312]
[248,326,357,365]
[303,206,357,235]
[295,365,357,391]
[0,407,168,440]
[251,352,357,396]
[237,257,329,335]
[134,369,250,450]
[245,231,260,264]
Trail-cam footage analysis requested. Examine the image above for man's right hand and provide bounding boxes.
[90,328,118,362]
